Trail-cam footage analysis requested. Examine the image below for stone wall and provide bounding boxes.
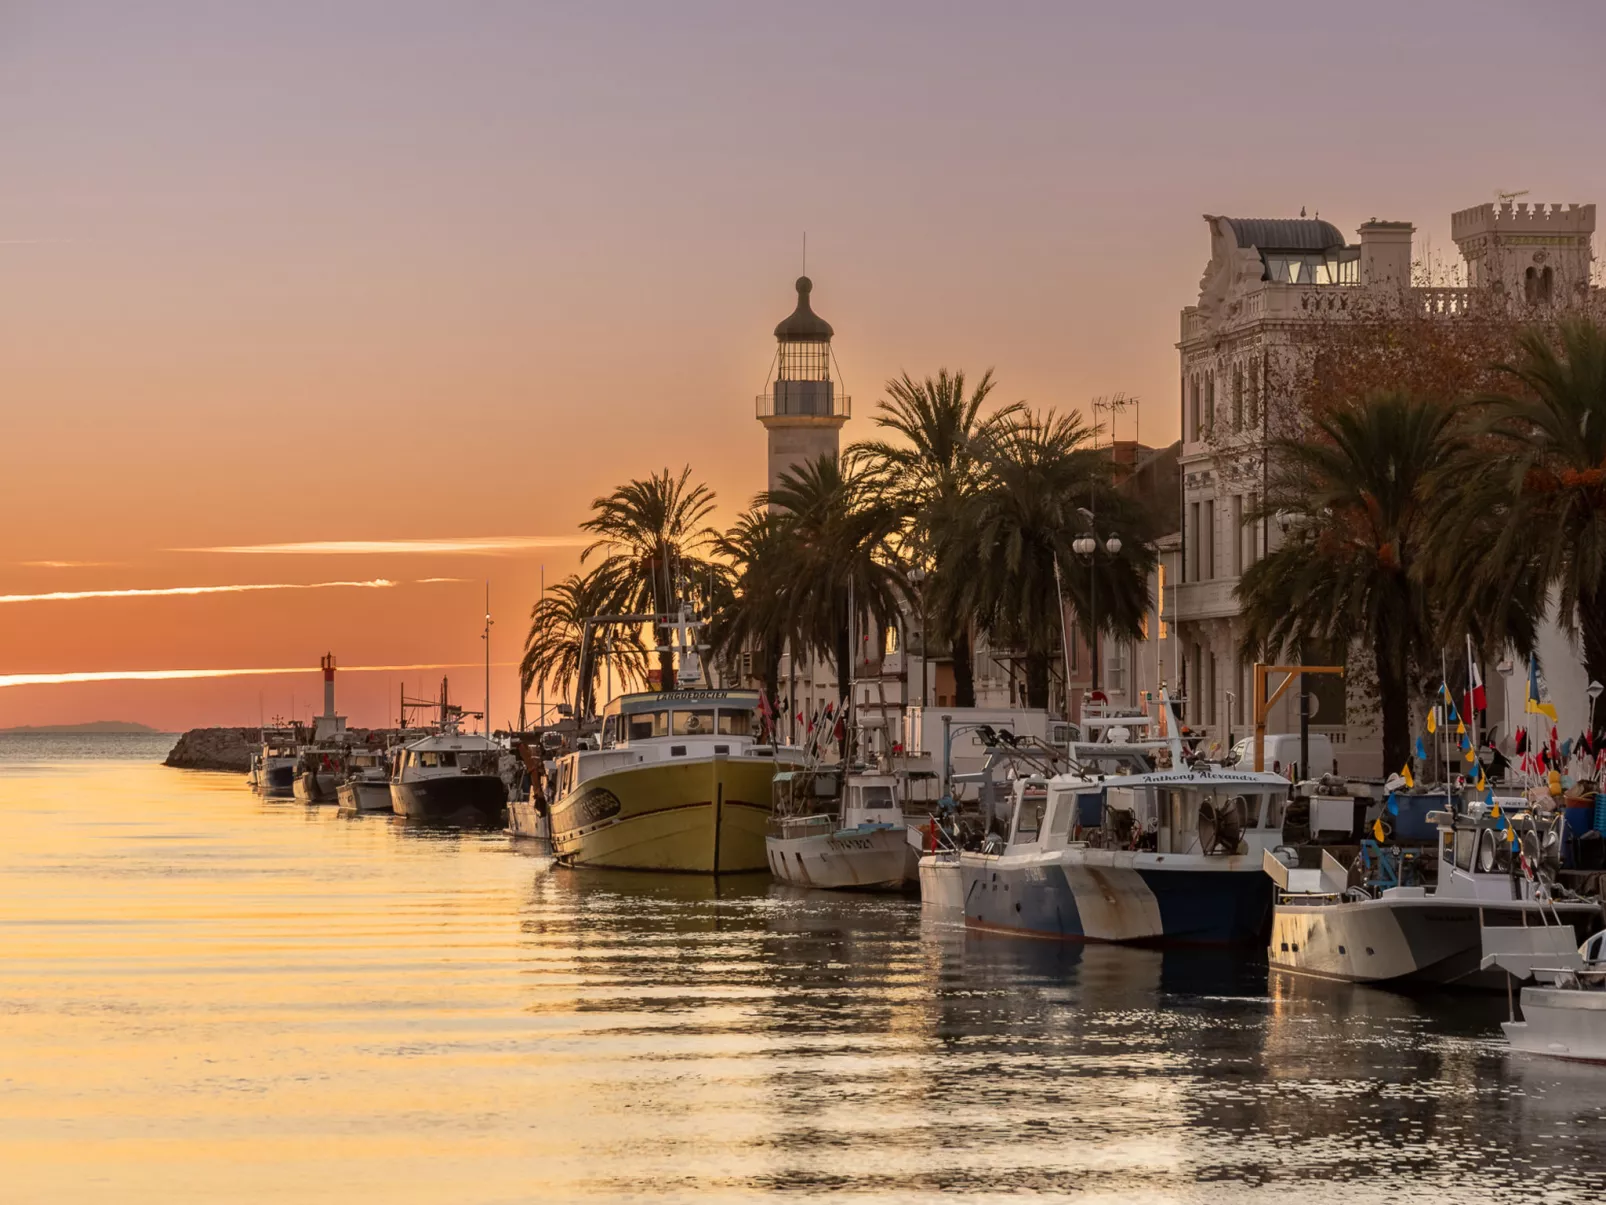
[164,728,259,773]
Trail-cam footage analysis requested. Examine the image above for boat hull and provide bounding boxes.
[507,799,551,842]
[259,761,297,796]
[1270,899,1602,987]
[960,851,1272,945]
[550,756,776,873]
[1505,987,1606,1061]
[337,779,394,812]
[766,823,914,891]
[294,769,340,804]
[391,774,507,826]
[919,854,965,910]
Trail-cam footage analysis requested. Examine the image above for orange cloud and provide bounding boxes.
[179,537,586,555]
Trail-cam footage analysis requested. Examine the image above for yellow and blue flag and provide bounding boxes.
[1527,653,1559,722]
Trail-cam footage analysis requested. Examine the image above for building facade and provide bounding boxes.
[1175,200,1598,773]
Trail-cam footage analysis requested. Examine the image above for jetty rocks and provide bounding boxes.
[164,728,259,773]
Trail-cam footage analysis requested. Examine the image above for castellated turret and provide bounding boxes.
[1452,201,1596,306]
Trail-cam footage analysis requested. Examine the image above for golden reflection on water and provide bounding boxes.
[3,753,1606,1203]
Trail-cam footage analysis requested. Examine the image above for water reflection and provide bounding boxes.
[3,755,1605,1203]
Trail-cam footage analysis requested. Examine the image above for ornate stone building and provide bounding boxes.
[1175,200,1598,773]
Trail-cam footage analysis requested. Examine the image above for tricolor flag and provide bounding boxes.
[1465,637,1486,715]
[1527,653,1559,722]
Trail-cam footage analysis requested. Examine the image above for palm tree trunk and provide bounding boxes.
[1024,652,1050,710]
[834,597,851,711]
[952,623,976,708]
[1373,628,1410,777]
[763,632,783,719]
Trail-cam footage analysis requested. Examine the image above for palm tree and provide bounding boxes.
[520,569,647,720]
[851,368,1022,706]
[765,453,907,701]
[938,408,1153,709]
[707,508,797,711]
[1237,391,1464,774]
[1442,318,1606,733]
[581,466,718,689]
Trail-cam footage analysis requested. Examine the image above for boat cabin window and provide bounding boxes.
[673,709,716,736]
[1263,792,1285,830]
[1047,788,1078,840]
[1076,792,1103,830]
[628,710,669,740]
[601,716,619,747]
[1012,790,1047,842]
[717,709,754,737]
[418,751,457,768]
[861,785,895,808]
[1452,826,1474,871]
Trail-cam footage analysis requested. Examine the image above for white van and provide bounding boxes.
[1229,733,1335,778]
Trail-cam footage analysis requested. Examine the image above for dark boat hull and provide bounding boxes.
[391,774,507,826]
[260,763,297,796]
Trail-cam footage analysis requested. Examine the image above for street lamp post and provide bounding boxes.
[1072,525,1122,693]
[909,566,929,710]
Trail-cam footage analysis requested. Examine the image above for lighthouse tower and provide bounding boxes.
[756,276,850,499]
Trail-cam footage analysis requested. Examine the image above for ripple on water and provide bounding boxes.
[3,759,1606,1203]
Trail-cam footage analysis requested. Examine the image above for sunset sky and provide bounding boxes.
[5,1,1606,730]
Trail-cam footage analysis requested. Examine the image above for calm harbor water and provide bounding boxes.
[3,736,1604,1203]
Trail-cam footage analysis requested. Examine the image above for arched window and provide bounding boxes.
[1525,267,1538,305]
[1541,266,1554,304]
[1233,365,1245,430]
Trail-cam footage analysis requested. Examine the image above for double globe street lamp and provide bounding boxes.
[1071,527,1122,693]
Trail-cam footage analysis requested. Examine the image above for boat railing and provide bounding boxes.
[767,813,837,838]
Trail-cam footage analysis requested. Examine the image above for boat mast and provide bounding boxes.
[483,580,492,738]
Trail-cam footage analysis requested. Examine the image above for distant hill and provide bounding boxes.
[0,720,164,734]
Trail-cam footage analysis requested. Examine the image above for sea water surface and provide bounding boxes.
[3,736,1604,1203]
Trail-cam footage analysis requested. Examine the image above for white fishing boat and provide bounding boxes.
[336,747,393,812]
[766,766,935,891]
[1483,926,1606,1062]
[1267,804,1601,987]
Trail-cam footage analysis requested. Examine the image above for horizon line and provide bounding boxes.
[0,662,523,689]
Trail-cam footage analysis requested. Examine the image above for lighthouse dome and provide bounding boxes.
[773,276,834,342]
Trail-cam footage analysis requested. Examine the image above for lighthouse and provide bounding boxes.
[756,276,850,499]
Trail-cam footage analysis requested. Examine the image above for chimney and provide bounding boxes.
[1358,220,1414,290]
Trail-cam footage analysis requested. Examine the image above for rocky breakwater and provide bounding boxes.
[164,727,259,773]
